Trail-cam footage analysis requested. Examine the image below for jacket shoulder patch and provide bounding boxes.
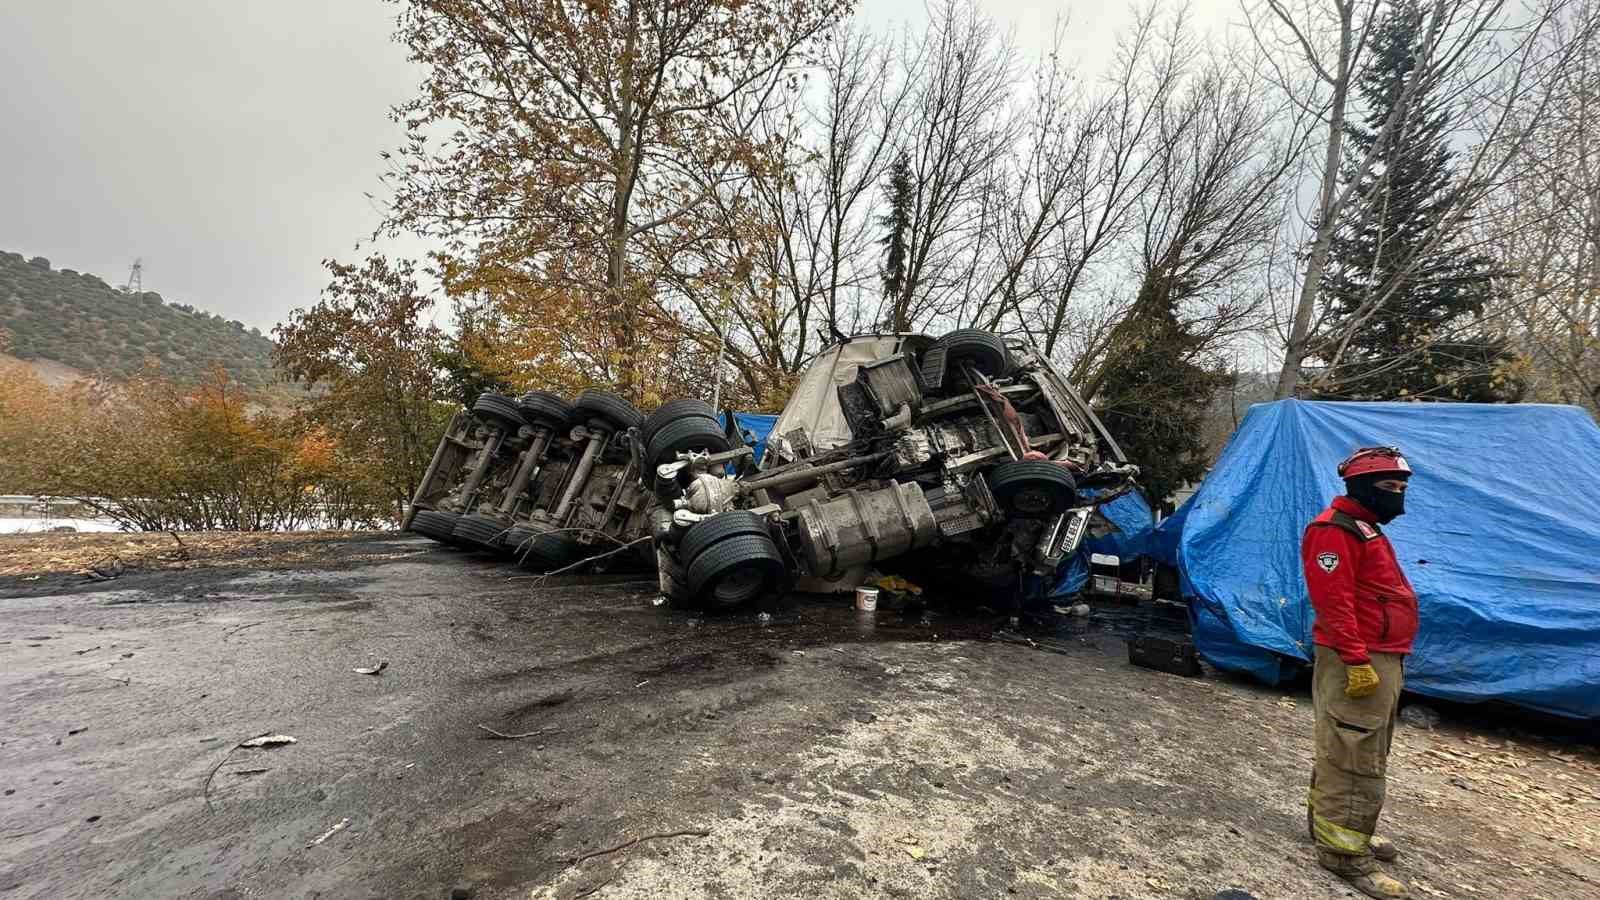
[1354,520,1378,539]
[1316,551,1341,574]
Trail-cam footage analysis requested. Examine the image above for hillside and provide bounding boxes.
[0,251,277,388]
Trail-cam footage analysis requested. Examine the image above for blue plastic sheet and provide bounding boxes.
[1176,400,1600,719]
[722,413,778,463]
[1050,489,1157,598]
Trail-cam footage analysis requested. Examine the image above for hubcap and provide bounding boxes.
[1013,486,1054,514]
[712,565,767,605]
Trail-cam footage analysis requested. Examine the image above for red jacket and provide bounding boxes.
[1302,496,1419,665]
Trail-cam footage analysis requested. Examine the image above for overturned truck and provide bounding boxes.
[404,390,656,573]
[405,329,1138,610]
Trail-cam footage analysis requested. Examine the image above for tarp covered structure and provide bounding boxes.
[1174,399,1600,719]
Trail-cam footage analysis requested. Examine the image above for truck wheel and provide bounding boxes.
[678,510,770,564]
[410,509,462,545]
[518,391,573,430]
[935,328,1012,381]
[572,390,643,432]
[686,533,785,610]
[641,399,718,448]
[453,513,510,552]
[987,460,1078,517]
[472,392,527,432]
[646,416,732,475]
[508,527,578,572]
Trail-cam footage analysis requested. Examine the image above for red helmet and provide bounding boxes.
[1338,446,1412,479]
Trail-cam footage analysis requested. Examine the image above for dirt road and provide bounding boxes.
[1,534,1596,899]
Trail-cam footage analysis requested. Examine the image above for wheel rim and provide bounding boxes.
[711,565,768,606]
[1013,487,1054,514]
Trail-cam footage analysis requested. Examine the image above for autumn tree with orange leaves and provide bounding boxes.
[380,0,852,406]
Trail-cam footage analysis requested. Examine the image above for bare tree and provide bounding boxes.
[1483,0,1600,409]
[879,0,1023,332]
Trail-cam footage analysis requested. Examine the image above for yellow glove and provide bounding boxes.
[1345,663,1380,699]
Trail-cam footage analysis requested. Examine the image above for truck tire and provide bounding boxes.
[453,513,510,552]
[472,392,527,432]
[678,510,770,565]
[572,390,643,432]
[686,533,785,610]
[646,416,731,474]
[508,527,578,572]
[518,391,573,430]
[410,509,462,545]
[641,398,718,448]
[935,328,1012,381]
[987,460,1078,517]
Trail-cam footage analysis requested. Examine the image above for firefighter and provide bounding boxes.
[1302,446,1418,899]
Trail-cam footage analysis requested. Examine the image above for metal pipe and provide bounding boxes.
[551,429,606,521]
[736,451,891,494]
[495,430,552,517]
[451,426,506,510]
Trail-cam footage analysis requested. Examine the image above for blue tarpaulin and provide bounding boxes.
[1050,489,1157,598]
[1174,399,1600,719]
[722,413,778,463]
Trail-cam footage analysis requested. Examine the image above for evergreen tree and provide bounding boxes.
[878,152,913,304]
[1095,267,1233,507]
[1313,0,1521,401]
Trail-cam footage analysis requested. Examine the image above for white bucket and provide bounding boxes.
[855,586,879,612]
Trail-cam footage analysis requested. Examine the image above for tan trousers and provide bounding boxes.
[1308,646,1404,855]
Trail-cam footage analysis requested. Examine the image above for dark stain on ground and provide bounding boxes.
[5,534,1594,900]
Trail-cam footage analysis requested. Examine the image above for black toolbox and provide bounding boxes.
[1126,636,1203,677]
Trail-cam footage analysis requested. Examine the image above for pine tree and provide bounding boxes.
[878,152,913,307]
[1313,0,1521,401]
[1095,267,1233,506]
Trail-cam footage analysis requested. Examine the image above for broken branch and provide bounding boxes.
[476,724,556,741]
[564,829,712,866]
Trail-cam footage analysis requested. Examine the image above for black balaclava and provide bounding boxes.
[1345,472,1407,524]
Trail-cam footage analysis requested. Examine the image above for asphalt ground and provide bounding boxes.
[2,533,1596,899]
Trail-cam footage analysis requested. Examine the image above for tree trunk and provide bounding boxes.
[1274,11,1355,400]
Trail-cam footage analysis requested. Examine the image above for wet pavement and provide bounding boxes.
[2,534,1596,899]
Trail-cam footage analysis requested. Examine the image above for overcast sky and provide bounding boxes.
[1,0,1234,334]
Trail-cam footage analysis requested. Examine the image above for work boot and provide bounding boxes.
[1318,850,1409,899]
[1307,805,1399,861]
[1368,834,1400,861]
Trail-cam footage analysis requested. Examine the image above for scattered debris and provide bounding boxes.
[564,829,712,866]
[223,621,266,640]
[903,845,927,860]
[448,884,475,900]
[87,556,125,580]
[239,734,297,748]
[74,645,101,655]
[476,724,556,741]
[230,768,270,776]
[1401,704,1442,729]
[203,731,297,809]
[306,817,351,848]
[67,727,87,736]
[635,680,650,688]
[351,660,389,676]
